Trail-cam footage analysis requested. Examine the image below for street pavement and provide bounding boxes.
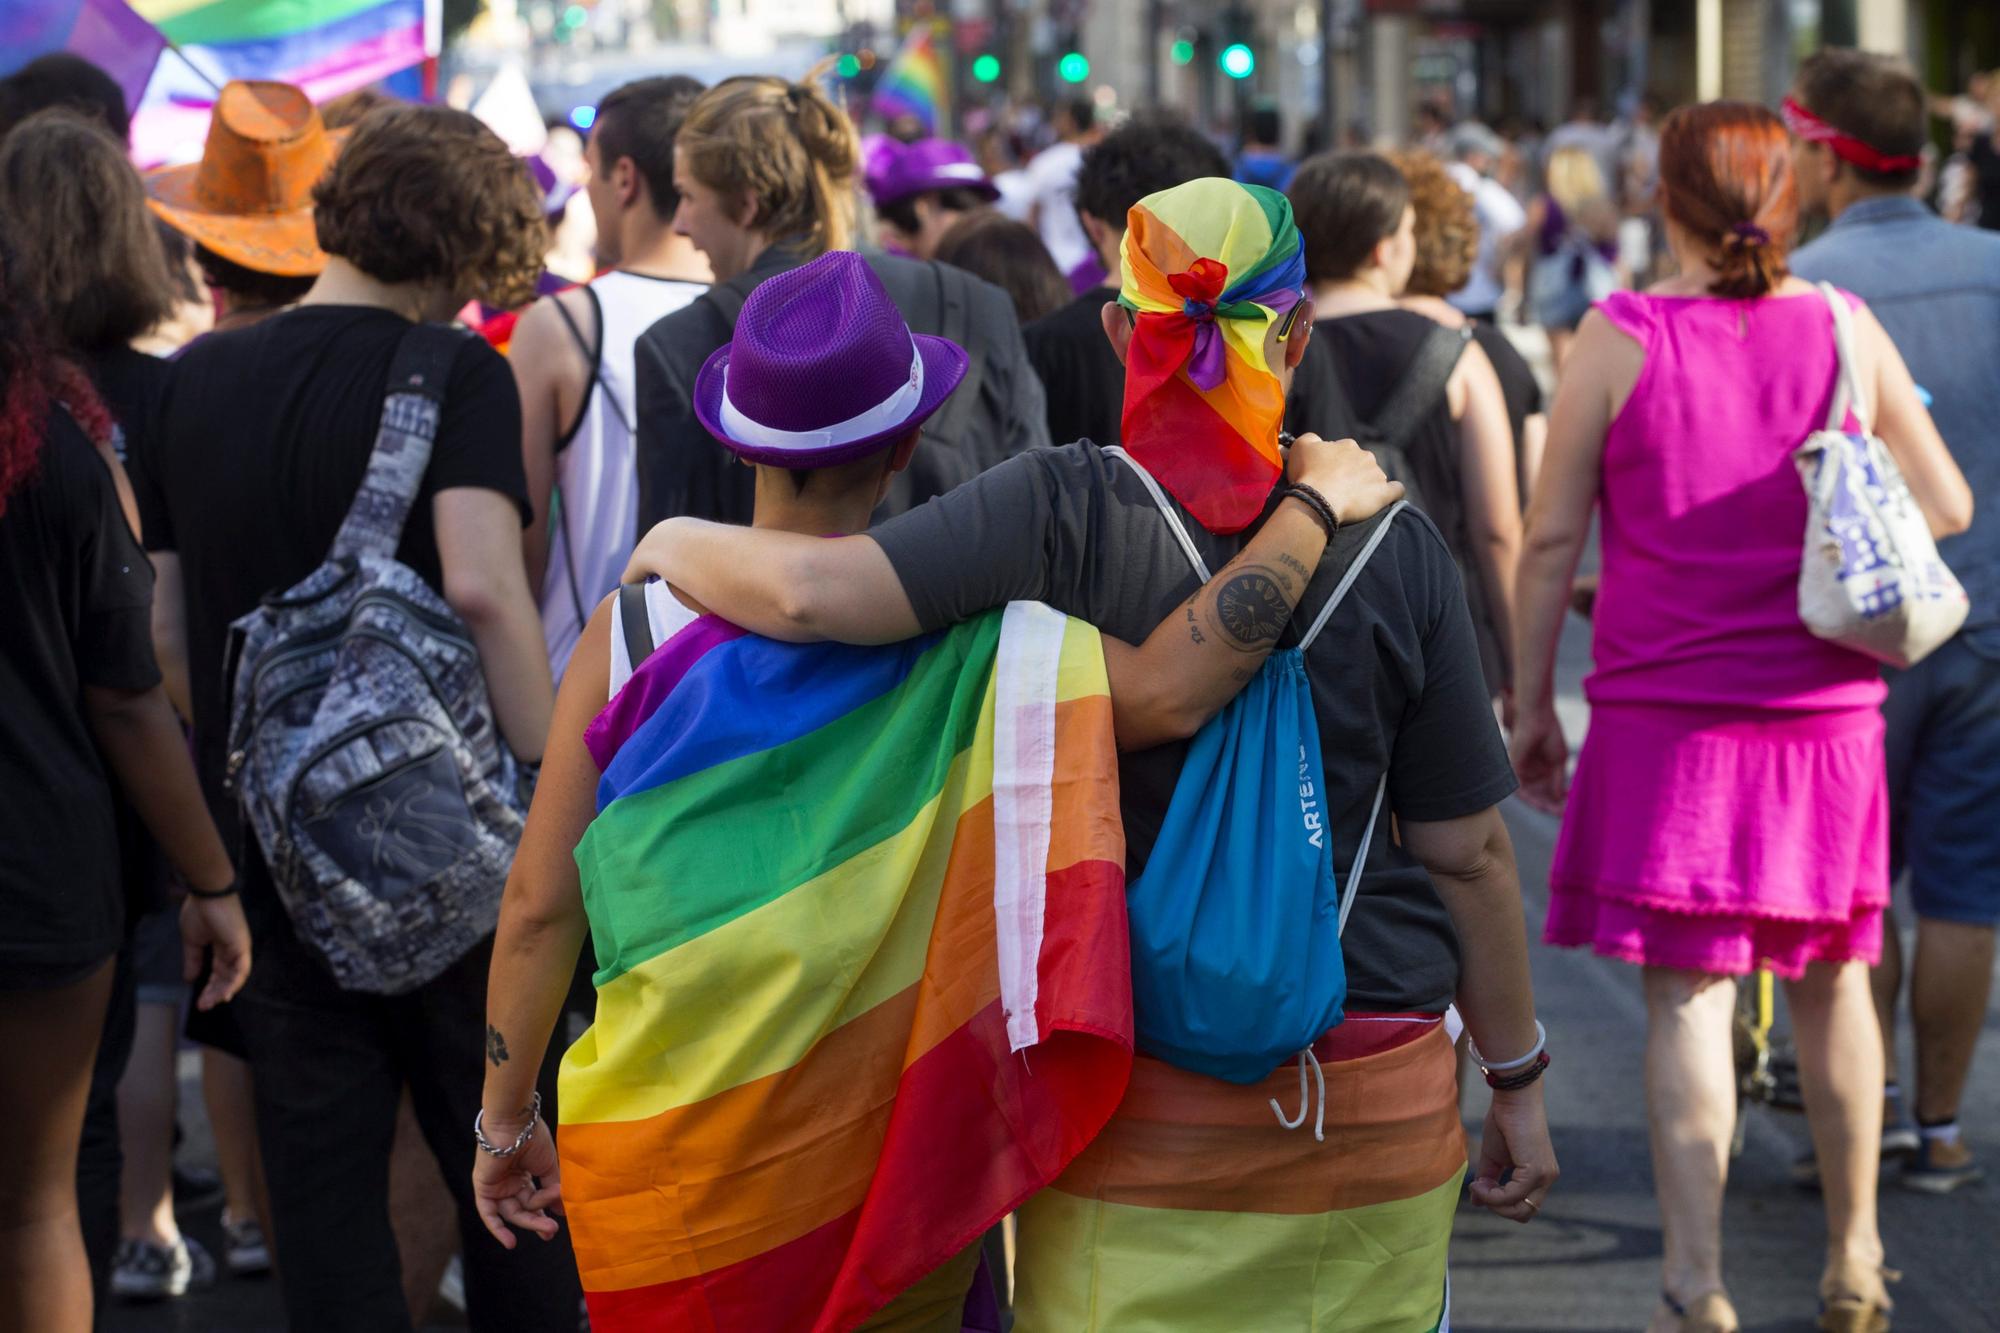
[107,534,2000,1333]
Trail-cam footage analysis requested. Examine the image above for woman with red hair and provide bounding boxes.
[1513,103,1972,1332]
[0,223,250,1329]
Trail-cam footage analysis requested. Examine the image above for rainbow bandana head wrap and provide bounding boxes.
[1118,179,1307,534]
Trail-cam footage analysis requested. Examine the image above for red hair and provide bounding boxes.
[0,238,113,515]
[1657,101,1797,300]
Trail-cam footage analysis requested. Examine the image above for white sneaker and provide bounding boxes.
[111,1236,216,1300]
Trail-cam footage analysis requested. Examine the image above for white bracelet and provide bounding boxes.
[1468,1020,1547,1073]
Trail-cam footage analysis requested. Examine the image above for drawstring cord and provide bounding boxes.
[1269,1049,1326,1142]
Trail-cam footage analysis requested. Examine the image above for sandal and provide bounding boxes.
[1661,1289,1740,1333]
[1818,1258,1898,1333]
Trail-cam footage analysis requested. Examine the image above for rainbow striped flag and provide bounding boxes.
[871,24,947,135]
[125,0,433,163]
[1013,1024,1467,1330]
[563,602,1134,1332]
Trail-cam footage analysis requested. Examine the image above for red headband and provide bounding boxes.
[1781,96,1923,174]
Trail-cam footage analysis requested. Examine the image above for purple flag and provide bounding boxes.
[0,0,167,115]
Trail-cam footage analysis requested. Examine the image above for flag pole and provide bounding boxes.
[160,36,223,96]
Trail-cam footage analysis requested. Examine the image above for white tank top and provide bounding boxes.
[541,270,706,680]
[606,580,702,697]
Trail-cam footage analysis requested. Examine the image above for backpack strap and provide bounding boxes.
[1818,282,1869,433]
[331,322,464,562]
[699,271,755,329]
[1101,445,1213,580]
[1336,774,1389,937]
[1367,324,1470,452]
[552,284,627,436]
[1298,501,1408,652]
[617,581,656,668]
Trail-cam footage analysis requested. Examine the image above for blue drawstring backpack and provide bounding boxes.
[1107,447,1402,1094]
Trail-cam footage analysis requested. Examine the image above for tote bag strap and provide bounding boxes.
[1102,445,1213,581]
[1818,282,1870,434]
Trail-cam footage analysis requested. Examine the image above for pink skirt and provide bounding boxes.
[1545,703,1887,979]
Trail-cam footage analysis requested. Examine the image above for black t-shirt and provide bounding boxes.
[871,442,1516,1013]
[1321,310,1506,693]
[0,409,161,969]
[87,344,169,467]
[1024,285,1124,448]
[1470,321,1543,457]
[1023,285,1360,449]
[130,305,529,813]
[1972,135,2000,233]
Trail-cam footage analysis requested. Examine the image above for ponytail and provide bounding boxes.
[1658,101,1796,300]
[678,72,859,258]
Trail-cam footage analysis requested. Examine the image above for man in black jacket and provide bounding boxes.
[631,75,1047,529]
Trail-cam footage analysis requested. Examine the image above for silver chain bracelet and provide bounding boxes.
[473,1091,542,1158]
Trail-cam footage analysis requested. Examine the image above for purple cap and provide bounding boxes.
[693,252,969,468]
[869,138,1001,207]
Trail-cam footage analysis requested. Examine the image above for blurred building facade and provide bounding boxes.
[987,0,1997,149]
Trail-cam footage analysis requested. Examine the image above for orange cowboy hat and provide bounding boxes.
[145,80,345,277]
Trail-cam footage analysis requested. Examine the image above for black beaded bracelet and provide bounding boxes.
[185,876,240,900]
[1280,483,1340,540]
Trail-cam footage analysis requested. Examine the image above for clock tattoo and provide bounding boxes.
[1214,569,1290,650]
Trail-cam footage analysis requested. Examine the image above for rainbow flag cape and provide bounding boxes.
[871,24,947,135]
[1118,179,1307,535]
[563,602,1134,1332]
[1012,1025,1467,1330]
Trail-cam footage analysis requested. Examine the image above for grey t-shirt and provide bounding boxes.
[871,442,1516,1013]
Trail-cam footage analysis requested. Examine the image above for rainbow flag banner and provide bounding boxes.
[1013,1025,1467,1331]
[871,24,947,135]
[125,0,433,164]
[134,0,427,98]
[565,601,1134,1332]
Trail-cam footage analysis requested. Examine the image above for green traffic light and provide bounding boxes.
[1057,51,1090,83]
[972,54,1001,83]
[1170,39,1195,65]
[1219,42,1255,79]
[836,53,860,78]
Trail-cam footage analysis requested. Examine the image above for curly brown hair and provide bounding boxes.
[1387,148,1478,298]
[313,104,546,309]
[676,73,859,258]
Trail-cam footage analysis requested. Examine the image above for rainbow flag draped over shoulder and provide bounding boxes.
[871,25,947,135]
[563,602,1133,1332]
[1119,179,1307,536]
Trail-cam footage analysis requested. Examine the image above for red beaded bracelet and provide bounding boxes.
[1485,1050,1551,1091]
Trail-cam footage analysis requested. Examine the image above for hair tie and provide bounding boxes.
[1725,221,1770,251]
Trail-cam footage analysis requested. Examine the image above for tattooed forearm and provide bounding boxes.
[1209,567,1291,651]
[1275,551,1313,585]
[485,1024,510,1067]
[1185,604,1206,645]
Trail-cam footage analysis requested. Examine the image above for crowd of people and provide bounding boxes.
[0,35,1994,1333]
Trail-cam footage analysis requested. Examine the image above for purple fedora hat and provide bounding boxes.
[693,252,969,468]
[870,138,1002,207]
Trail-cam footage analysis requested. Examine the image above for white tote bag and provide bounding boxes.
[1794,282,1967,668]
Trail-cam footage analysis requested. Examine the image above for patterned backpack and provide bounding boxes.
[222,324,529,994]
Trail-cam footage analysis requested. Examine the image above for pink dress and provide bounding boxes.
[1544,289,1888,978]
